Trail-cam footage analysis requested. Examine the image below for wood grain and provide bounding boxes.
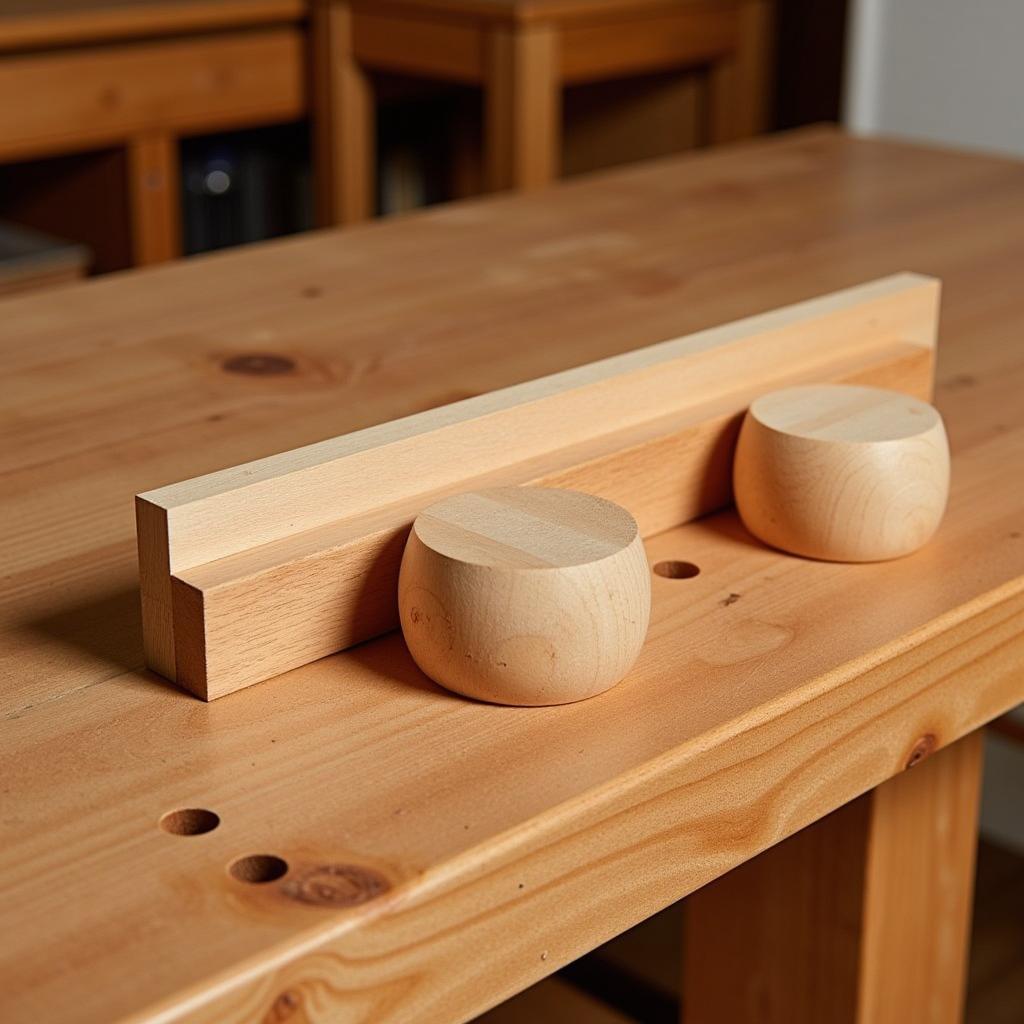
[2,130,1023,1024]
[139,275,938,699]
[684,731,982,1023]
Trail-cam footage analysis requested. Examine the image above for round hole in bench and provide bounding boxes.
[159,808,220,836]
[229,854,289,884]
[653,560,701,579]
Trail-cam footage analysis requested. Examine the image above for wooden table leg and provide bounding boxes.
[311,0,375,225]
[707,0,772,143]
[485,23,560,191]
[127,132,181,265]
[683,730,983,1024]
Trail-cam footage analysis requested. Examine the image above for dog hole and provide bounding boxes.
[653,560,700,579]
[229,854,289,884]
[159,808,220,836]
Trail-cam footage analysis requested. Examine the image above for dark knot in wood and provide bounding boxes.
[222,354,296,376]
[264,989,301,1022]
[281,864,391,908]
[905,733,938,769]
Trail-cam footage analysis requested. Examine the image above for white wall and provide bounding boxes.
[845,0,1024,157]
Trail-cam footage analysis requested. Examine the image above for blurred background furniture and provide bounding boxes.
[0,220,88,295]
[0,0,811,270]
[0,0,306,269]
[312,0,774,224]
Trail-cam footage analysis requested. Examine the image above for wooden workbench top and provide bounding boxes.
[2,128,1023,1023]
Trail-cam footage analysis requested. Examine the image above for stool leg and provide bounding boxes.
[682,730,983,1024]
[485,24,560,192]
[312,1,375,225]
[708,0,773,143]
[127,132,181,265]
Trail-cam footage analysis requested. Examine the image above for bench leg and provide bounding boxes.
[128,132,181,265]
[312,1,375,225]
[683,730,983,1024]
[707,0,773,143]
[485,24,560,192]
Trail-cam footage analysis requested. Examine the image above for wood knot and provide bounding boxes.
[905,733,938,769]
[222,353,296,376]
[281,864,390,907]
[264,989,301,1023]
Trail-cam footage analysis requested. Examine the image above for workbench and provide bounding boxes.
[2,128,1023,1024]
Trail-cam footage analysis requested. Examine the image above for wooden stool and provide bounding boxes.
[311,0,773,223]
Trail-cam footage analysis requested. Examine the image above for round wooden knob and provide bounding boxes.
[733,384,950,562]
[398,487,651,706]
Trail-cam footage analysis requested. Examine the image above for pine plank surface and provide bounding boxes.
[1,128,1024,1023]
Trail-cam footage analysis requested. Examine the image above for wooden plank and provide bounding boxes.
[0,0,304,52]
[486,23,561,189]
[353,10,486,82]
[127,133,181,265]
[0,28,305,162]
[311,3,376,225]
[683,731,982,1024]
[137,274,939,698]
[560,4,737,85]
[3,131,1024,1024]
